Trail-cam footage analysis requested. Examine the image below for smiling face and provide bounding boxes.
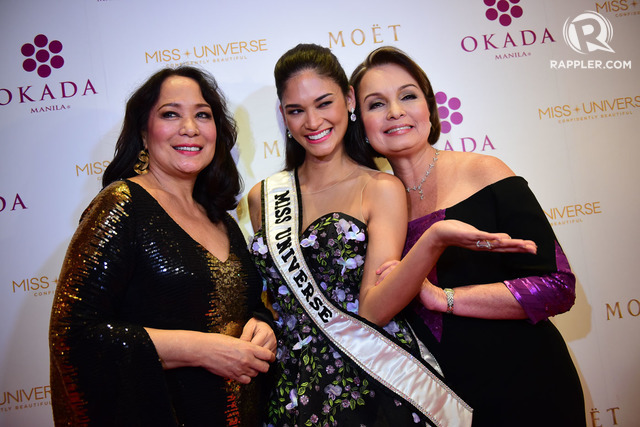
[357,63,432,159]
[280,69,355,162]
[143,75,217,179]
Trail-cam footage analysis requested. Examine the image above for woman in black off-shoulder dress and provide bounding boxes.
[350,45,585,427]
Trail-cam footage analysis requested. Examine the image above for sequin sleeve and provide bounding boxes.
[49,181,176,426]
[504,242,576,323]
[491,177,576,323]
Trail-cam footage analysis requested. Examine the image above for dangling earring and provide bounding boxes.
[365,137,370,144]
[286,129,292,139]
[134,149,149,175]
[350,108,356,122]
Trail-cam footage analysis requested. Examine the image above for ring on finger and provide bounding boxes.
[476,240,492,250]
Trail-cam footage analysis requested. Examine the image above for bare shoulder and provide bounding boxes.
[360,168,405,205]
[360,168,407,223]
[361,168,404,192]
[455,151,515,187]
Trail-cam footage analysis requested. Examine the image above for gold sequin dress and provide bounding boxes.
[49,180,272,426]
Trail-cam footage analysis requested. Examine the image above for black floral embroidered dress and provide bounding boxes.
[251,185,435,427]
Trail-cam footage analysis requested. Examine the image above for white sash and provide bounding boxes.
[262,171,472,427]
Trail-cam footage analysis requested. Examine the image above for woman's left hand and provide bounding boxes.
[240,318,277,355]
[375,260,400,285]
[429,219,537,254]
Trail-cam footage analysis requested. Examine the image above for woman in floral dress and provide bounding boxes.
[247,44,536,427]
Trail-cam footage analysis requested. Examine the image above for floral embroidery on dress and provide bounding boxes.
[251,212,428,426]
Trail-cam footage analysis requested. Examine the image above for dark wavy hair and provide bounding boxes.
[350,46,441,154]
[102,66,240,223]
[274,43,377,170]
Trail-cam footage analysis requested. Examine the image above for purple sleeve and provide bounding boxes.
[504,241,576,323]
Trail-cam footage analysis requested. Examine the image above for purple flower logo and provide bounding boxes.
[21,34,64,78]
[436,92,463,134]
[484,0,523,27]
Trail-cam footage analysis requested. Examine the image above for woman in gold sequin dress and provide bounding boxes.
[49,66,276,426]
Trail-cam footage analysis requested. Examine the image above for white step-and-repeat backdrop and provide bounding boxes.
[1,0,638,425]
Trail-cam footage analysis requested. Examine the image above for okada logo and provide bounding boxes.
[563,11,615,54]
[484,0,524,27]
[435,91,497,154]
[1,32,98,110]
[436,92,464,134]
[21,34,64,78]
[461,1,554,56]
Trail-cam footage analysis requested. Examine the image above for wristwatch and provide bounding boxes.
[444,288,455,314]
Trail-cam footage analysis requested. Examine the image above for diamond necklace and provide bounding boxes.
[405,149,440,200]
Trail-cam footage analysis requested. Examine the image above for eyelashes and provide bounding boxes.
[365,92,420,111]
[160,110,212,119]
[285,100,335,116]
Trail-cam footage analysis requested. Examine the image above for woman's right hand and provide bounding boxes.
[427,219,537,254]
[145,328,275,384]
[194,332,275,384]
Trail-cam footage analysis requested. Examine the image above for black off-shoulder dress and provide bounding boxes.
[403,177,586,427]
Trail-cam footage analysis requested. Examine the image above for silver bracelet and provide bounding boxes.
[444,288,455,314]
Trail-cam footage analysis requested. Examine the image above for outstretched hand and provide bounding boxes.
[375,220,536,285]
[429,219,537,254]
